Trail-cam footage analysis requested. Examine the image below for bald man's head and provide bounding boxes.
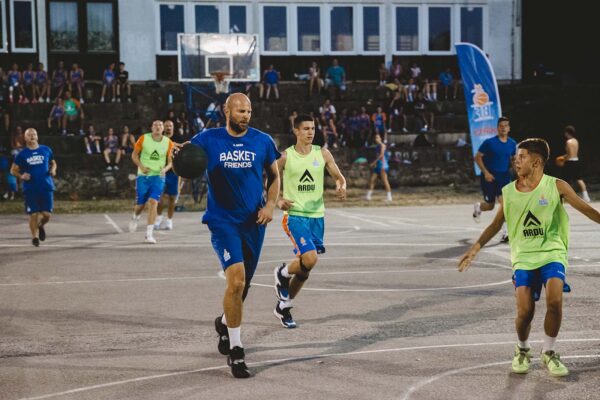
[225,93,252,134]
[24,128,39,145]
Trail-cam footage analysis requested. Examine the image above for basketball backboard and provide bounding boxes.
[178,33,260,82]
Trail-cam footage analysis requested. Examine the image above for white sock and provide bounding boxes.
[228,327,242,349]
[167,218,172,223]
[582,190,590,200]
[221,314,227,326]
[279,299,292,309]
[518,340,530,349]
[132,213,140,220]
[387,192,392,200]
[475,202,481,213]
[281,264,291,278]
[367,190,373,198]
[501,222,507,234]
[146,225,154,237]
[542,334,557,353]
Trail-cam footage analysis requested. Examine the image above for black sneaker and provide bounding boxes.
[32,238,40,247]
[214,316,230,355]
[274,303,297,329]
[227,346,251,378]
[38,225,46,241]
[274,264,291,301]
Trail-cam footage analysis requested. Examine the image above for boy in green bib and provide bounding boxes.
[274,114,347,328]
[459,138,600,377]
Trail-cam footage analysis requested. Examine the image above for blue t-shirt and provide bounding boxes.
[14,145,55,192]
[191,127,280,225]
[326,66,346,85]
[264,70,279,85]
[477,136,517,173]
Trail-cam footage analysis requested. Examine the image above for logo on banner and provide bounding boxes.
[470,84,494,123]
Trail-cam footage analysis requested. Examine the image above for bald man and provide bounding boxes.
[188,93,281,378]
[11,128,57,247]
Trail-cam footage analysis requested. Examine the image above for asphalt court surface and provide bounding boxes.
[1,204,599,400]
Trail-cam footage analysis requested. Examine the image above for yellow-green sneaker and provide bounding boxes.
[541,351,569,377]
[511,345,532,374]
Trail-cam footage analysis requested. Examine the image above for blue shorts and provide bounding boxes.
[512,262,571,302]
[282,214,325,255]
[373,160,389,175]
[136,175,165,205]
[164,171,179,196]
[24,190,53,214]
[207,221,266,282]
[480,171,511,203]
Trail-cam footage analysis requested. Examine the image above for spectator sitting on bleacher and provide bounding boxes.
[47,98,64,134]
[405,77,418,103]
[116,62,132,103]
[413,92,434,132]
[337,108,350,147]
[321,114,338,149]
[22,63,36,104]
[69,63,85,104]
[0,70,9,133]
[103,127,121,170]
[84,123,101,154]
[62,90,85,136]
[177,111,190,139]
[385,78,405,102]
[346,109,361,148]
[389,60,403,82]
[439,67,459,100]
[308,61,322,97]
[423,78,438,102]
[325,59,347,100]
[309,112,325,147]
[319,98,336,120]
[7,63,24,104]
[410,62,422,82]
[371,106,387,141]
[100,62,117,103]
[358,106,371,146]
[262,64,281,101]
[413,131,434,148]
[378,63,389,86]
[120,125,136,154]
[35,63,50,103]
[388,96,408,134]
[51,61,67,101]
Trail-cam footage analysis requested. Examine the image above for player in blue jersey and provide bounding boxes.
[472,116,516,242]
[189,93,280,378]
[10,128,57,247]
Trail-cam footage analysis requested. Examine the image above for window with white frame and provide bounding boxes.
[297,6,320,52]
[395,7,418,52]
[159,3,184,52]
[363,6,380,52]
[195,4,219,33]
[10,0,36,52]
[331,6,353,51]
[428,6,451,52]
[229,5,246,33]
[49,1,78,51]
[87,2,114,52]
[0,0,7,52]
[461,6,483,49]
[263,6,287,51]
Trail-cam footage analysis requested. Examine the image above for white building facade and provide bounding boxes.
[1,0,521,81]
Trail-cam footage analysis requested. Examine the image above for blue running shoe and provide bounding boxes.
[274,303,297,329]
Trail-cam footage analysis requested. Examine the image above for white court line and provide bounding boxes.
[329,210,392,227]
[17,338,600,400]
[0,242,459,249]
[103,214,123,234]
[400,354,600,400]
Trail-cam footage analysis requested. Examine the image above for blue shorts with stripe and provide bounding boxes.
[512,262,571,302]
[136,175,165,205]
[24,190,53,214]
[164,171,179,196]
[207,221,266,283]
[282,214,325,255]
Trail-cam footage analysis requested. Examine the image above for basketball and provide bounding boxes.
[555,155,566,167]
[172,144,208,179]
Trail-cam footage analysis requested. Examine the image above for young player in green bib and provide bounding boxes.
[459,138,600,377]
[274,114,347,328]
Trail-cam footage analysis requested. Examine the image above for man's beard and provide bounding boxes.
[229,120,248,133]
